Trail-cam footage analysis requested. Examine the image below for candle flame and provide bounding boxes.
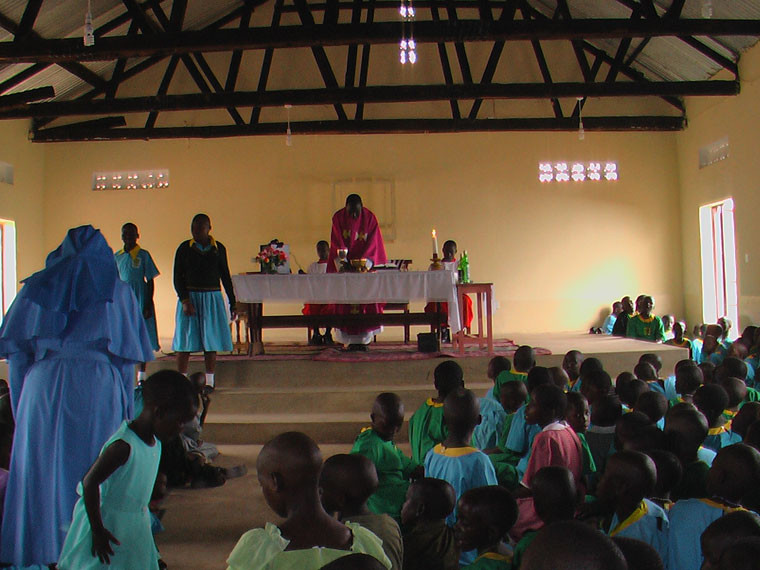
[432,229,436,238]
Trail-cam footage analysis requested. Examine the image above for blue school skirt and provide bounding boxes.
[172,290,233,352]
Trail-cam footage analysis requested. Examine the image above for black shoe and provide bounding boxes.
[203,385,215,395]
[309,333,323,346]
[348,344,368,352]
[323,331,335,345]
[441,328,451,343]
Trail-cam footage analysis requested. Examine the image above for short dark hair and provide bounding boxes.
[522,521,626,570]
[639,353,663,373]
[580,357,604,377]
[619,379,649,409]
[634,362,658,381]
[693,384,730,426]
[514,345,536,371]
[526,366,552,395]
[635,391,668,424]
[141,369,198,414]
[584,369,612,393]
[191,213,210,226]
[645,449,683,499]
[460,485,518,539]
[717,357,749,382]
[409,477,456,519]
[345,193,363,206]
[676,365,703,396]
[611,537,664,570]
[591,395,623,427]
[434,360,464,396]
[532,384,567,419]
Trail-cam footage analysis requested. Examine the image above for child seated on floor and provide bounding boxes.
[640,353,664,379]
[615,411,660,453]
[701,510,760,570]
[408,360,464,464]
[504,368,553,483]
[596,450,669,563]
[302,240,334,345]
[634,361,665,394]
[548,367,570,391]
[562,350,584,391]
[619,378,650,413]
[227,432,391,569]
[694,384,742,452]
[512,384,584,540]
[424,388,497,565]
[511,466,578,569]
[520,520,627,570]
[666,321,694,359]
[571,356,604,393]
[667,443,760,570]
[674,362,703,405]
[720,376,748,423]
[700,361,717,384]
[351,393,421,521]
[473,357,511,450]
[732,402,760,440]
[181,372,219,462]
[454,486,518,569]
[719,538,760,570]
[634,390,668,429]
[586,394,622,479]
[565,392,597,487]
[491,346,535,400]
[320,454,403,570]
[645,449,683,511]
[579,369,612,410]
[483,380,528,490]
[400,478,458,570]
[665,405,712,500]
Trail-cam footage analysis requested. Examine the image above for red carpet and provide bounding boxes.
[157,339,551,363]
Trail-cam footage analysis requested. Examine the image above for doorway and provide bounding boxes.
[699,198,738,331]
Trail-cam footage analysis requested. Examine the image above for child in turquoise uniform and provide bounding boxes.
[674,363,703,405]
[227,432,391,569]
[58,370,198,569]
[562,350,584,390]
[473,357,511,448]
[596,450,669,563]
[520,521,627,570]
[492,346,534,400]
[454,486,517,569]
[694,384,743,452]
[667,443,760,570]
[424,388,498,565]
[400,478,458,570]
[351,393,421,521]
[114,222,160,381]
[484,380,527,489]
[173,213,236,390]
[665,406,712,500]
[408,360,463,464]
[701,510,760,570]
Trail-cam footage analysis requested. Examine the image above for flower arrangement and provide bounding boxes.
[256,243,288,274]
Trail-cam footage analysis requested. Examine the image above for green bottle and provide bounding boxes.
[458,250,470,284]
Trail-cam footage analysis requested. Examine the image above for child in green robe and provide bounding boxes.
[454,486,518,569]
[408,361,464,464]
[492,346,535,400]
[351,393,422,521]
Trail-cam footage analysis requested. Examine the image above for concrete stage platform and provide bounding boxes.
[147,332,687,569]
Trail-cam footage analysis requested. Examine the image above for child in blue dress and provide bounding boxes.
[58,370,198,568]
[454,486,517,569]
[115,222,160,381]
[173,213,236,390]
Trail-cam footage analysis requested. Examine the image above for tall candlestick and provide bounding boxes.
[432,229,439,256]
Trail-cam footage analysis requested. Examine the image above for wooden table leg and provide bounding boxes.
[476,291,485,349]
[250,302,265,355]
[486,288,494,354]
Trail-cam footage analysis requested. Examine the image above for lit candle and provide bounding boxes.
[432,229,439,256]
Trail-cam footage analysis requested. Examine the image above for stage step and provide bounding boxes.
[207,382,493,415]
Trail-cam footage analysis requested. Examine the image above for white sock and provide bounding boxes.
[206,373,215,388]
[137,371,147,382]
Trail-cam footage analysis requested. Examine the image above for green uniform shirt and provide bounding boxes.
[351,428,418,520]
[578,432,597,476]
[626,314,666,342]
[492,370,529,400]
[511,530,538,569]
[408,398,447,464]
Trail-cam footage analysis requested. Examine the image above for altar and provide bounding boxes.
[232,270,462,353]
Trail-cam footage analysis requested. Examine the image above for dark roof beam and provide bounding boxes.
[0,85,54,107]
[250,0,284,125]
[4,19,760,63]
[354,0,375,120]
[430,4,461,120]
[15,0,44,41]
[31,115,686,142]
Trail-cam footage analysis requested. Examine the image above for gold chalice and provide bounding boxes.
[350,258,369,272]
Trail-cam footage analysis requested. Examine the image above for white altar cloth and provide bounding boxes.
[232,270,462,332]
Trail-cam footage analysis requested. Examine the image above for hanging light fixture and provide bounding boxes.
[577,97,585,141]
[84,0,95,46]
[399,0,416,65]
[285,104,292,147]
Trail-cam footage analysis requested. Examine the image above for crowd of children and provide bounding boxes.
[219,350,760,569]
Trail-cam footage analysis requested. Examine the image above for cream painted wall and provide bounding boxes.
[38,128,684,342]
[0,119,45,288]
[677,43,760,332]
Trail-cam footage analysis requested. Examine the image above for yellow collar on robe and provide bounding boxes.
[433,443,479,457]
[723,409,738,419]
[610,501,648,536]
[189,235,217,249]
[473,552,512,563]
[708,423,731,436]
[117,245,141,260]
[426,397,444,408]
[637,314,655,323]
[699,498,745,512]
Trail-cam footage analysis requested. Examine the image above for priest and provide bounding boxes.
[328,194,388,350]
